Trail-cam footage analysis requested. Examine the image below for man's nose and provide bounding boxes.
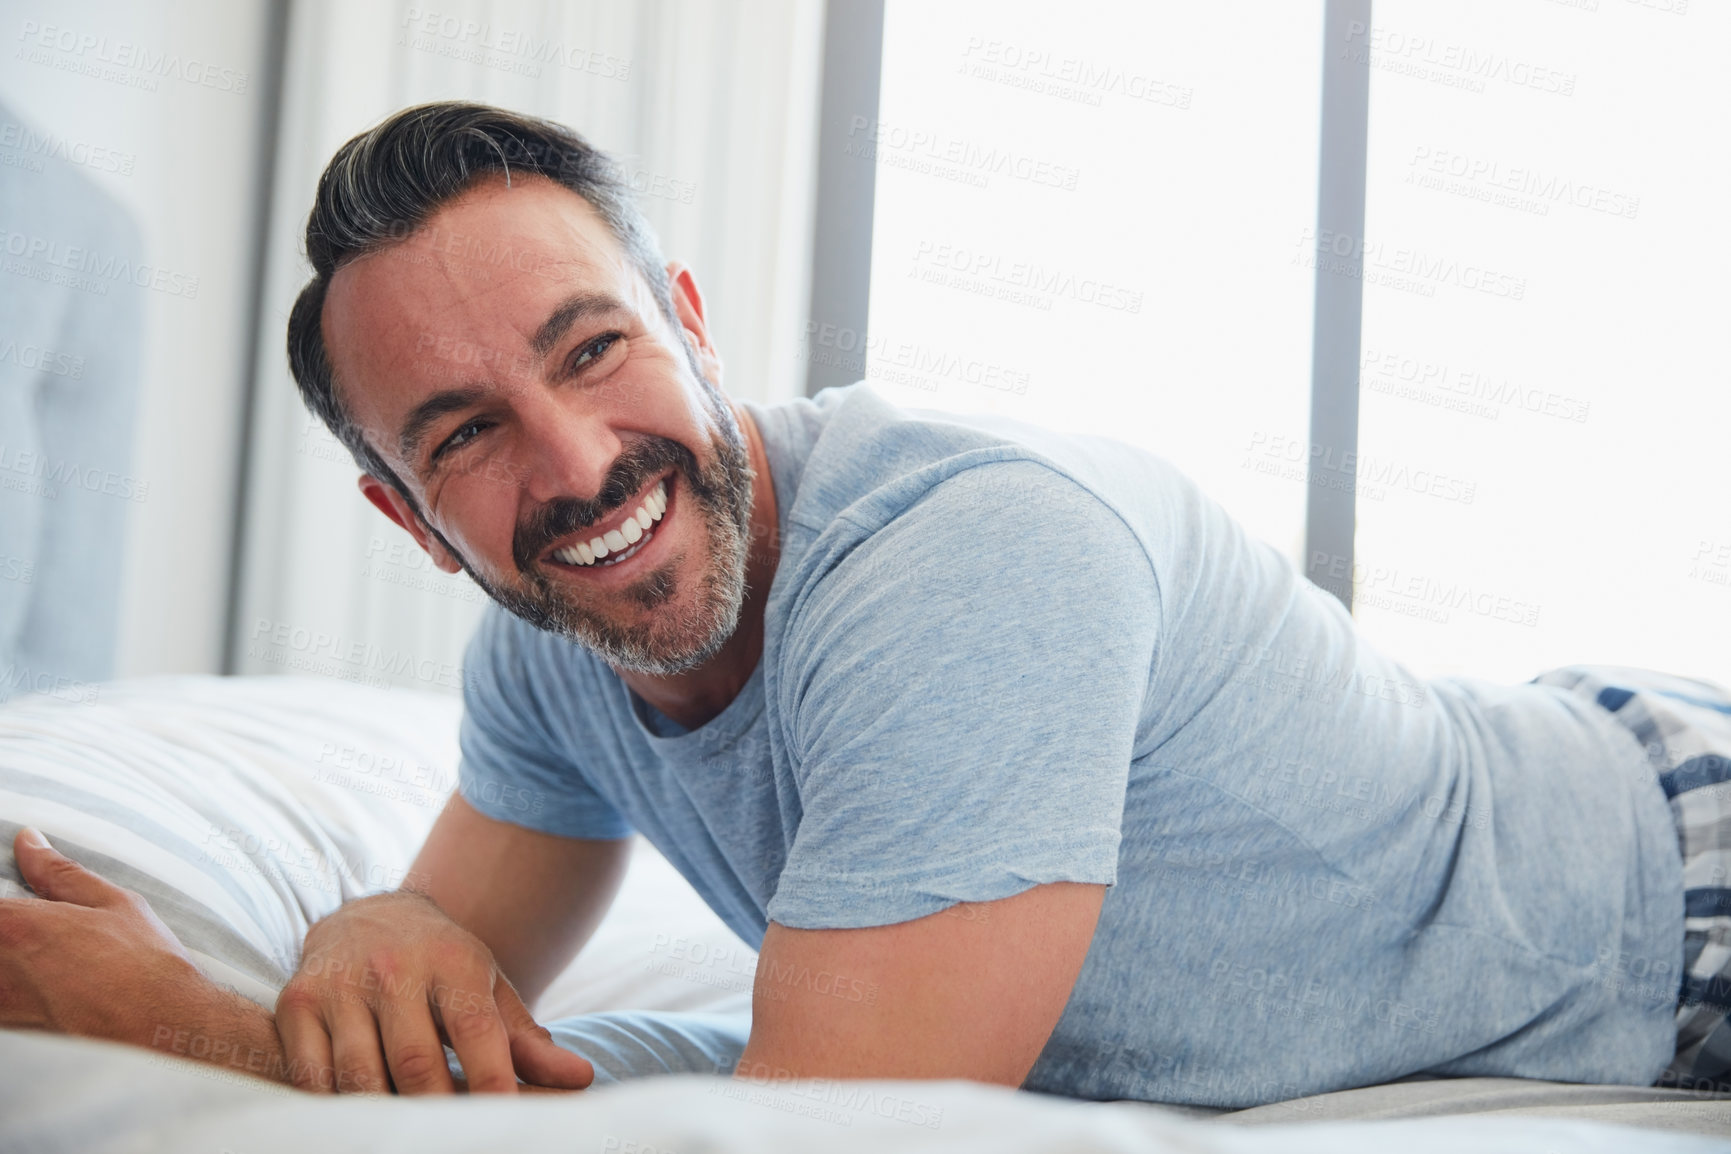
[519,400,621,506]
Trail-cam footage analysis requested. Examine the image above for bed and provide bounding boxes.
[1,675,1726,1151]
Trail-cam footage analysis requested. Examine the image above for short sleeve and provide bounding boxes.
[766,461,1159,929]
[457,605,633,839]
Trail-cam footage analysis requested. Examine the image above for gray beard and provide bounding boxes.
[452,389,757,676]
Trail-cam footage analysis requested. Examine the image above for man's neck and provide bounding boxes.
[617,400,780,731]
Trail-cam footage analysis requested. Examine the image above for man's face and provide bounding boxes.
[322,174,754,675]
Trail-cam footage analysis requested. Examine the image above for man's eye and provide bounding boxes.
[433,418,491,461]
[568,332,622,376]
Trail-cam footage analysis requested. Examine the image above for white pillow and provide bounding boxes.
[0,675,752,1019]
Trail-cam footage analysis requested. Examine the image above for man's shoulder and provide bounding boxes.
[770,398,1164,650]
[778,383,1176,541]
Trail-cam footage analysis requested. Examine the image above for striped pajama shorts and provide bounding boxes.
[1532,665,1731,1092]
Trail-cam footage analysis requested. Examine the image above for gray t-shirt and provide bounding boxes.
[458,383,1682,1105]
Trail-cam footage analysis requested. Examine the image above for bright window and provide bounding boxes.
[869,0,1325,563]
[1354,0,1731,682]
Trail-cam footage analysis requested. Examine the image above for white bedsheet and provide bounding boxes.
[2,1028,1725,1154]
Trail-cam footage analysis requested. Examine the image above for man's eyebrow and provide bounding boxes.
[531,291,629,359]
[395,293,628,463]
[398,384,489,463]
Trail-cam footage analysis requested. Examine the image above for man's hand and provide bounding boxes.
[276,889,594,1095]
[0,828,211,1043]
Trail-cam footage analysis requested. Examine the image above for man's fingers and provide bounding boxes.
[327,996,391,1094]
[12,829,127,909]
[379,997,457,1096]
[274,990,337,1093]
[435,980,518,1095]
[498,981,594,1090]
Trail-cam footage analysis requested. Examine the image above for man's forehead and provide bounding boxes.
[330,177,628,335]
[322,176,641,442]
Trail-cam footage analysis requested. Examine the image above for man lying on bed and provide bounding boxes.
[5,100,1727,1104]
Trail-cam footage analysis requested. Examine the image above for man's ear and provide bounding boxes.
[356,474,463,574]
[666,261,723,387]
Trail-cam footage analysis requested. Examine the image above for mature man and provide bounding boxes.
[4,101,1728,1104]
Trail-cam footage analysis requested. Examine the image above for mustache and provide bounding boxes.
[512,437,696,572]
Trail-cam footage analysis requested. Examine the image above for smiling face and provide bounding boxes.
[322,173,755,675]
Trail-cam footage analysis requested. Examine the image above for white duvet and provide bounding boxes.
[0,675,1725,1152]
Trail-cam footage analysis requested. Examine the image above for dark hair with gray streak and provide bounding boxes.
[286,101,676,513]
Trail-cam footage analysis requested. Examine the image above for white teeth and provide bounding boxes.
[551,480,670,567]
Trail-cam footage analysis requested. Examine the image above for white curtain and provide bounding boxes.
[231,0,823,691]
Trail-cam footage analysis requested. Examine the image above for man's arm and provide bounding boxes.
[0,791,630,1097]
[403,792,631,1009]
[0,829,306,1087]
[737,881,1105,1086]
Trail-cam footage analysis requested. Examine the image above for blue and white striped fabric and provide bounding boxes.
[0,675,759,1029]
[1532,665,1731,1093]
[0,676,457,1007]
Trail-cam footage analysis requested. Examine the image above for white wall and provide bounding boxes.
[0,0,277,678]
